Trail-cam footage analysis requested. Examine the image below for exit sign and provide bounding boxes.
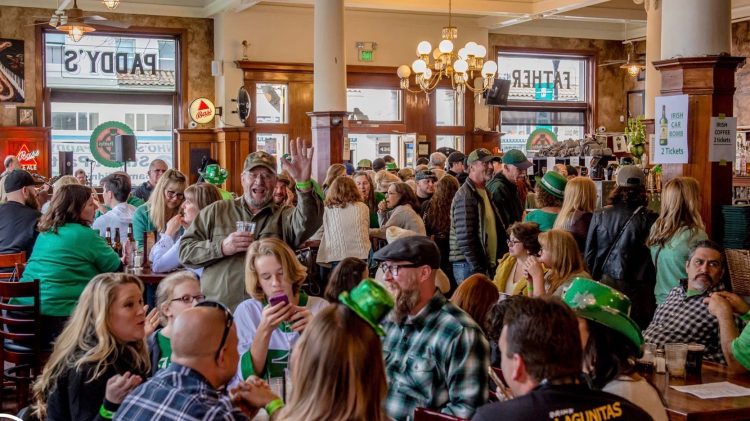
[359,50,374,62]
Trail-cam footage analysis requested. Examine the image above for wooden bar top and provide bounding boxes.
[650,362,750,421]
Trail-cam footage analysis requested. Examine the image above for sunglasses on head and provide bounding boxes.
[195,300,234,360]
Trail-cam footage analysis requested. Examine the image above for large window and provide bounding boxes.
[347,88,401,122]
[497,50,591,154]
[436,89,464,126]
[257,83,288,123]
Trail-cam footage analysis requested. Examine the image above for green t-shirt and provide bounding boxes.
[524,209,558,232]
[132,203,155,249]
[650,227,708,305]
[476,187,497,265]
[369,191,386,228]
[17,223,122,316]
[156,331,173,370]
[732,318,750,370]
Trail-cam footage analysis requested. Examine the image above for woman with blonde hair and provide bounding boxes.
[524,229,590,297]
[316,176,371,279]
[150,183,223,275]
[132,168,187,249]
[369,181,425,239]
[32,273,150,420]
[147,271,203,375]
[233,238,328,386]
[321,163,347,194]
[646,176,707,304]
[279,304,388,421]
[553,176,597,251]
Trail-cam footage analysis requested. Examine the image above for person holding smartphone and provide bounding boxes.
[232,238,328,387]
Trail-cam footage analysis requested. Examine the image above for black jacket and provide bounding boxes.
[449,178,508,275]
[447,169,468,185]
[585,203,657,328]
[486,172,524,228]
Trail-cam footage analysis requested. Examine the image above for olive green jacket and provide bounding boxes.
[179,191,323,310]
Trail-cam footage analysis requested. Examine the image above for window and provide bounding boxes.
[77,112,88,131]
[52,112,77,130]
[158,40,176,71]
[89,113,99,128]
[348,134,401,165]
[257,83,288,123]
[147,114,171,131]
[117,38,136,67]
[497,50,591,154]
[436,89,464,126]
[45,33,65,65]
[436,135,465,152]
[347,88,401,122]
[256,134,288,170]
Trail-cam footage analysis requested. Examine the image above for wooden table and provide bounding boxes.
[650,362,750,420]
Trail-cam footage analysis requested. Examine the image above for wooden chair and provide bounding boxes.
[0,252,26,281]
[0,279,43,411]
[413,408,469,421]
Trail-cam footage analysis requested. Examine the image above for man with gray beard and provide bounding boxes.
[374,235,489,421]
[179,138,323,310]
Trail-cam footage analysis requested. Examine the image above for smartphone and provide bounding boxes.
[269,293,289,307]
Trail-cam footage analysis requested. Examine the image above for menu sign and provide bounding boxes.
[709,115,737,162]
[653,95,689,164]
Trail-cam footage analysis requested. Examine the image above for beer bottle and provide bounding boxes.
[105,227,113,247]
[127,223,135,244]
[113,227,123,257]
[126,223,137,267]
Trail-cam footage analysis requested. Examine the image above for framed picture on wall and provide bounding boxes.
[16,106,35,126]
[418,142,429,156]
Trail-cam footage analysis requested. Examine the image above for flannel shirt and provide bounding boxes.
[114,363,248,421]
[644,280,741,364]
[382,291,489,421]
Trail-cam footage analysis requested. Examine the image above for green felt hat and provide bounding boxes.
[535,170,567,200]
[200,164,228,185]
[563,277,644,349]
[339,278,394,336]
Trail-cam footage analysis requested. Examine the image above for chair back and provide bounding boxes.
[0,252,26,281]
[413,408,469,421]
[0,280,41,343]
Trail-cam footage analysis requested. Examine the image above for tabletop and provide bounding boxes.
[650,362,750,421]
[127,267,170,285]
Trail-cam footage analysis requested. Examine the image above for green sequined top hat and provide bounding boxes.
[535,170,567,200]
[339,278,395,336]
[562,277,644,349]
[200,164,228,185]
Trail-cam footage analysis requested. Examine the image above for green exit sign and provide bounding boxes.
[359,50,374,62]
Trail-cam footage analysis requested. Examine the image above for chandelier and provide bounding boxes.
[396,0,497,97]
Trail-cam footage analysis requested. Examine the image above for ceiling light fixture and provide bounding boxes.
[397,0,497,98]
[102,0,120,10]
[621,43,643,78]
[58,22,95,42]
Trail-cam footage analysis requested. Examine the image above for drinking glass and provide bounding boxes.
[665,343,688,378]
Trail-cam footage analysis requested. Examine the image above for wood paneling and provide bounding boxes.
[175,128,251,193]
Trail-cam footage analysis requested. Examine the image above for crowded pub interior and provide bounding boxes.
[2,0,750,420]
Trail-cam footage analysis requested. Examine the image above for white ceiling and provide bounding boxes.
[6,0,750,40]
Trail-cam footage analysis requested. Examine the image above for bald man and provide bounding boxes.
[0,155,20,203]
[116,306,280,420]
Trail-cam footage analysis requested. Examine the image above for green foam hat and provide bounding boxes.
[200,164,228,185]
[339,278,394,336]
[386,162,399,171]
[535,170,567,200]
[562,277,644,349]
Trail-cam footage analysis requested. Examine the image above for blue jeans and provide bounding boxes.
[452,261,473,285]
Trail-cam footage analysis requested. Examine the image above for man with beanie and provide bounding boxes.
[446,151,468,184]
[0,170,41,262]
[486,149,532,228]
[415,170,438,212]
[375,236,489,421]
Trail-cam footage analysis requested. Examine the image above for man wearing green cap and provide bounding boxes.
[449,148,508,283]
[180,138,323,310]
[486,149,531,228]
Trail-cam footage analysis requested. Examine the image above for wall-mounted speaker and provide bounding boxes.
[113,135,137,163]
[59,151,74,175]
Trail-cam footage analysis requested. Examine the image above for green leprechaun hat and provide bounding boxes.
[562,277,644,349]
[535,170,567,200]
[200,164,229,185]
[339,278,394,336]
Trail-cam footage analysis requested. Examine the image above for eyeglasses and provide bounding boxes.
[245,172,275,183]
[195,300,234,360]
[166,190,185,200]
[380,262,420,277]
[170,294,206,304]
[506,239,523,246]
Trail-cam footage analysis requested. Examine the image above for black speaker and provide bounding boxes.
[485,79,511,107]
[59,151,74,175]
[114,135,137,162]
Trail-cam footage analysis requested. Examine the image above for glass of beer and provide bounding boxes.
[685,343,705,377]
[235,221,257,238]
[665,343,688,378]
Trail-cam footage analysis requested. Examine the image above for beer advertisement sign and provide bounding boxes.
[189,98,216,124]
[16,144,39,171]
[90,121,135,167]
[653,95,689,164]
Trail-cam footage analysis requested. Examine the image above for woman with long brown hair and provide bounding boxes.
[18,184,126,342]
[132,168,187,248]
[370,181,425,239]
[423,174,460,289]
[553,176,596,251]
[493,222,541,295]
[524,229,590,297]
[278,304,388,421]
[321,163,347,193]
[646,176,707,305]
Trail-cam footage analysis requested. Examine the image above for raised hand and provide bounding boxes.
[281,137,314,184]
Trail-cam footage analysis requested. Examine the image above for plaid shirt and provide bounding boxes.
[114,363,248,421]
[644,280,741,364]
[382,291,489,421]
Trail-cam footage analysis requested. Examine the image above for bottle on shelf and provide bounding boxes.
[105,227,113,247]
[113,227,123,257]
[659,105,669,146]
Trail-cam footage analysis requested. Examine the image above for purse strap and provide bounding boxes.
[601,205,645,271]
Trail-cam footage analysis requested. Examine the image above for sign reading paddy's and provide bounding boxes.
[90,121,135,168]
[63,49,157,75]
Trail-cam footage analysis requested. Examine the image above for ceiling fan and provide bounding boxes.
[30,0,130,42]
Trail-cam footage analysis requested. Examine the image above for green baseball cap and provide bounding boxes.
[386,162,399,171]
[200,164,228,185]
[339,279,395,336]
[243,151,277,173]
[502,149,532,170]
[563,277,644,350]
[535,170,567,200]
[467,148,501,165]
[357,159,373,169]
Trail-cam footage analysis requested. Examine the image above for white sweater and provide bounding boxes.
[316,202,371,263]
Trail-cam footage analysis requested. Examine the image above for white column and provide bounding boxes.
[644,0,661,119]
[313,0,347,111]
[661,0,731,59]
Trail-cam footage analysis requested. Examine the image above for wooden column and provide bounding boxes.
[653,56,745,238]
[216,127,252,194]
[175,128,217,185]
[308,111,349,184]
[175,127,251,194]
